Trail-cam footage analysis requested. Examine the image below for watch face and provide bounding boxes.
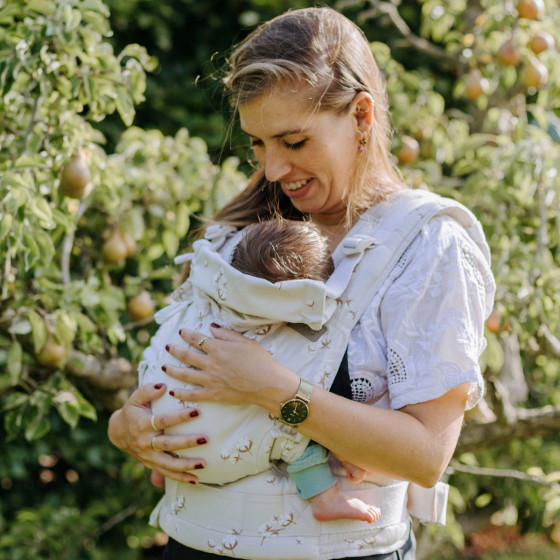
[281,400,309,425]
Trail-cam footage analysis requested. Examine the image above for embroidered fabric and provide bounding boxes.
[348,215,495,412]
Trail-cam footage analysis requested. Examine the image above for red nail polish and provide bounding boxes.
[210,323,221,328]
[169,390,175,396]
[195,463,204,470]
[165,345,170,352]
[189,410,199,418]
[189,480,197,485]
[178,329,183,336]
[154,383,164,390]
[197,437,207,445]
[161,365,167,372]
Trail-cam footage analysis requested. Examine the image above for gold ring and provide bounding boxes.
[150,414,159,431]
[151,436,159,452]
[197,336,208,351]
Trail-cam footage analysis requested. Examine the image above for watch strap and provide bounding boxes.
[293,378,313,404]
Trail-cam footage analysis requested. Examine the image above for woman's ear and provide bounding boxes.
[352,92,374,132]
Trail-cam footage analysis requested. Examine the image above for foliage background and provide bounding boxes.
[1,0,560,558]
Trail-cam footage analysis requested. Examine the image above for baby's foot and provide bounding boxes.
[309,484,381,523]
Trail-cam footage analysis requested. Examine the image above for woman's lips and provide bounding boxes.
[281,178,313,198]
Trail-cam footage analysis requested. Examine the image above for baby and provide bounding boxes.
[141,219,380,524]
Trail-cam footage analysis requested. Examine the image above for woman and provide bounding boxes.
[108,7,495,560]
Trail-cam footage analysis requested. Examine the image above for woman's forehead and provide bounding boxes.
[238,87,328,138]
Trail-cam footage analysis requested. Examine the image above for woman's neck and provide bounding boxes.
[316,221,352,253]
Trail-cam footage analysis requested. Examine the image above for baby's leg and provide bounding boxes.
[288,444,381,523]
[309,483,381,523]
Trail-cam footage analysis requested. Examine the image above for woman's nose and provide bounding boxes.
[264,148,292,182]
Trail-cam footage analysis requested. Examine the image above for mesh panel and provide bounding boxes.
[387,347,407,385]
[351,377,376,403]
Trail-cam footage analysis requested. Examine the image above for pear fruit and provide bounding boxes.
[517,0,544,20]
[521,56,549,89]
[128,290,156,321]
[397,136,420,164]
[102,229,129,264]
[529,31,555,55]
[465,69,489,100]
[36,336,67,368]
[121,231,137,258]
[485,309,510,334]
[59,149,92,199]
[496,39,521,66]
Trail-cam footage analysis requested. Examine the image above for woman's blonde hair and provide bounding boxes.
[217,7,405,226]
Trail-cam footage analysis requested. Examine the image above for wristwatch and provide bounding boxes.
[280,379,313,426]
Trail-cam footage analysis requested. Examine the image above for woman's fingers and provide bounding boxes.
[148,431,207,455]
[147,433,208,484]
[129,382,168,408]
[161,363,207,387]
[165,342,209,373]
[150,406,201,432]
[150,470,165,488]
[180,325,245,346]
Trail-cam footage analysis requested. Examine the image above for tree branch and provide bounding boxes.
[66,350,136,391]
[366,1,462,74]
[539,324,560,357]
[447,461,560,487]
[457,403,560,453]
[61,201,89,285]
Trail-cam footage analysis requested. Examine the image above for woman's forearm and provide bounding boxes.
[296,383,468,486]
[258,360,468,486]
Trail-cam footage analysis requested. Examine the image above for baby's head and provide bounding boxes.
[231,219,334,283]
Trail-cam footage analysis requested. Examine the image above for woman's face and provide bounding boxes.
[238,87,366,226]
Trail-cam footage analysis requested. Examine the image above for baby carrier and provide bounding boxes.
[145,189,490,540]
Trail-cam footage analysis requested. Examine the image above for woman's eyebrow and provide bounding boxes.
[241,127,306,139]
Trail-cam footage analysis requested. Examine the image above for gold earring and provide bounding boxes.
[358,131,369,152]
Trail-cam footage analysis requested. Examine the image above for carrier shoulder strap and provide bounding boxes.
[318,189,490,392]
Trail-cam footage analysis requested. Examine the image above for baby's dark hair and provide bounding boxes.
[230,219,334,283]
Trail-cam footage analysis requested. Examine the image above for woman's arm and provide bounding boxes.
[164,326,469,487]
[107,383,211,484]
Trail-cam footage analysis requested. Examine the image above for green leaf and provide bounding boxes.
[7,341,22,385]
[162,230,179,258]
[82,0,110,17]
[13,154,47,168]
[24,413,51,441]
[0,212,13,240]
[8,316,32,335]
[1,392,28,412]
[55,397,80,428]
[175,204,191,238]
[3,407,23,440]
[26,0,56,16]
[54,312,77,346]
[29,197,54,229]
[475,492,493,508]
[28,308,47,354]
[115,88,135,126]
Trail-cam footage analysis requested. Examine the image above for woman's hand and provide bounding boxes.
[163,325,300,416]
[107,383,210,485]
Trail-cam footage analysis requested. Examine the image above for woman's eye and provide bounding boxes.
[284,139,306,150]
[250,139,263,148]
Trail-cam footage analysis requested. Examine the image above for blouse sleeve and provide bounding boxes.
[350,215,495,411]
